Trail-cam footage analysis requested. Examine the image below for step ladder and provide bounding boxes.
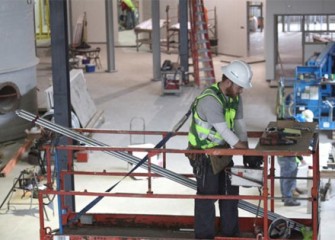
[189,0,216,88]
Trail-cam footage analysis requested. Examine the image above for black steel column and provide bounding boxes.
[49,0,75,212]
[179,0,189,82]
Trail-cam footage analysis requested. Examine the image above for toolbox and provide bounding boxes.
[161,69,182,95]
[161,60,183,95]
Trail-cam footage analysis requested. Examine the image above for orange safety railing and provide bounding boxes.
[36,129,318,240]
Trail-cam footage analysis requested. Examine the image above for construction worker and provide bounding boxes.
[187,60,253,238]
[120,0,136,29]
[278,109,312,206]
[278,156,303,206]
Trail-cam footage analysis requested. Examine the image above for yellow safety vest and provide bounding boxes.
[122,0,136,11]
[188,83,239,149]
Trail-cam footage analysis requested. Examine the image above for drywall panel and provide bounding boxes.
[217,0,248,57]
[44,69,97,128]
[69,70,97,127]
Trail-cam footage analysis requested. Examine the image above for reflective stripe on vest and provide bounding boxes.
[188,83,239,149]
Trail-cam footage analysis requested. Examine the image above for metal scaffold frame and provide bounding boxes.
[16,110,320,240]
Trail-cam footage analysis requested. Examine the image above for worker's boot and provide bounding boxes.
[291,189,300,197]
[284,198,301,206]
[295,187,307,194]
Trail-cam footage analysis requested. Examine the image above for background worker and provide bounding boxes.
[278,156,302,206]
[187,60,253,238]
[120,0,136,29]
[278,109,313,207]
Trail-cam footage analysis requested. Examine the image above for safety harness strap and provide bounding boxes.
[68,105,193,224]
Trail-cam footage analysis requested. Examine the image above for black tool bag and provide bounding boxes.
[243,155,263,168]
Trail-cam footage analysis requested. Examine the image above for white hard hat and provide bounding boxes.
[302,109,314,122]
[221,60,253,89]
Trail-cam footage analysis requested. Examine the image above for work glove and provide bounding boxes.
[243,155,263,168]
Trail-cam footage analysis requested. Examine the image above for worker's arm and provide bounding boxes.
[233,96,248,148]
[197,96,246,148]
[232,140,248,149]
[234,95,248,138]
[212,122,248,148]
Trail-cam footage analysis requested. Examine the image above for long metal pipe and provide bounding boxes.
[16,109,304,231]
[16,109,195,188]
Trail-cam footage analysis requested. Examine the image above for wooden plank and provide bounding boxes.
[0,139,33,177]
[320,170,335,179]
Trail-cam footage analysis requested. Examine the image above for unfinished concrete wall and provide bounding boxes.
[70,0,106,43]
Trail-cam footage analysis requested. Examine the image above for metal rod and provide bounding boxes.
[16,110,195,189]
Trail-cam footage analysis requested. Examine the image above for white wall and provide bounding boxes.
[139,0,178,40]
[69,0,250,57]
[265,0,335,81]
[150,0,250,57]
[216,0,248,56]
[71,0,106,43]
[68,0,335,76]
[70,0,179,44]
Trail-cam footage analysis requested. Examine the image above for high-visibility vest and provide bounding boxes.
[188,83,239,149]
[122,0,136,11]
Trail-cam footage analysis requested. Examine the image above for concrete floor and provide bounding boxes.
[1,30,335,239]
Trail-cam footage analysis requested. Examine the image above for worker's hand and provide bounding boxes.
[233,141,248,149]
[243,156,263,168]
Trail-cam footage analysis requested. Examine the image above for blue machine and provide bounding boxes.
[293,42,335,130]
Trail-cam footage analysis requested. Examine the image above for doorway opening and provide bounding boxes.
[117,0,139,47]
[247,1,264,57]
[275,15,303,79]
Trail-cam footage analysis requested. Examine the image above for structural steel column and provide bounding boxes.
[151,0,161,81]
[179,0,189,81]
[49,0,75,212]
[105,0,116,72]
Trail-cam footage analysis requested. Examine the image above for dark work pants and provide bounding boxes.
[126,10,135,29]
[194,155,239,239]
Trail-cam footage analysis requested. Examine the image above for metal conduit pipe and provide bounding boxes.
[16,109,305,231]
[16,109,196,189]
